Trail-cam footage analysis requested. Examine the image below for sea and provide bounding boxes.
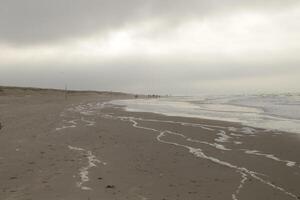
[112,93,300,134]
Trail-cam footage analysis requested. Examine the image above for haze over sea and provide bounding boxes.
[112,93,300,134]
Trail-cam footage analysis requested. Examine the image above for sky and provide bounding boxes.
[0,0,300,95]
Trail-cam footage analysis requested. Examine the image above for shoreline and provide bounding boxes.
[0,89,299,200]
[116,104,300,136]
[111,97,300,134]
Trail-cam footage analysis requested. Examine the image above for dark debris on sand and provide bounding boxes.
[105,185,115,189]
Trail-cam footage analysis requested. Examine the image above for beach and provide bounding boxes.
[0,87,300,200]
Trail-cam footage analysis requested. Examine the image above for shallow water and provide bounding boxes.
[111,94,300,134]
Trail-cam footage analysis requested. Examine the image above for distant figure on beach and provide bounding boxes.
[147,94,160,98]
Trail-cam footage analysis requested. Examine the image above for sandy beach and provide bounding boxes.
[0,87,300,200]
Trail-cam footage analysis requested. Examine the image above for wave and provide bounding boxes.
[111,94,300,134]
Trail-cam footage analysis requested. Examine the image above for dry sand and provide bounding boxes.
[0,87,300,200]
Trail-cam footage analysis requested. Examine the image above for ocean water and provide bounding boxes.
[112,94,300,134]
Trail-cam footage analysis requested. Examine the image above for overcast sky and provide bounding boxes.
[0,0,300,95]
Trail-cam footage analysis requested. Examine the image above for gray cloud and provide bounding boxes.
[1,0,299,95]
[0,0,298,45]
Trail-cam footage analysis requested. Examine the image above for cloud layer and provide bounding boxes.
[0,0,300,94]
[0,0,298,45]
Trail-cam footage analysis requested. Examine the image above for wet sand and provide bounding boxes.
[0,87,300,200]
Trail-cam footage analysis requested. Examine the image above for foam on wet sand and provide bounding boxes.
[1,89,300,200]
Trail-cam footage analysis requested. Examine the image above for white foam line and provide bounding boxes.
[70,103,108,116]
[99,105,298,198]
[102,114,115,119]
[109,114,261,139]
[108,115,233,151]
[215,130,231,143]
[229,127,238,132]
[103,107,243,133]
[160,129,231,151]
[68,145,107,190]
[230,133,243,137]
[234,141,243,145]
[57,102,108,132]
[241,127,257,135]
[65,103,296,197]
[126,118,161,133]
[232,172,248,200]
[187,138,231,151]
[68,120,77,125]
[243,150,297,167]
[180,122,216,131]
[56,120,78,131]
[113,115,227,130]
[141,117,261,138]
[55,125,76,131]
[80,111,95,116]
[113,115,298,200]
[157,131,298,200]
